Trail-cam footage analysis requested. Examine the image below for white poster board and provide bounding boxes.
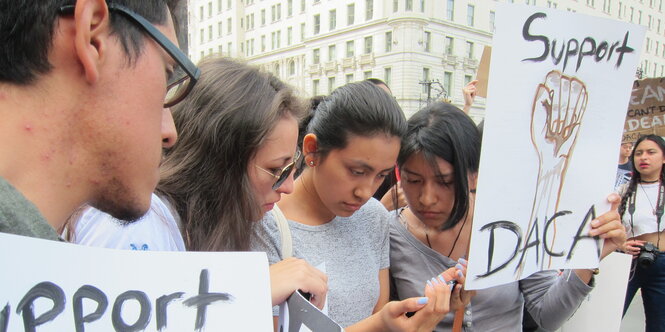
[0,233,272,331]
[466,4,645,290]
[558,252,632,332]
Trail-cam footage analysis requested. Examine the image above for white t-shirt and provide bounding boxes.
[72,193,186,251]
[623,182,664,238]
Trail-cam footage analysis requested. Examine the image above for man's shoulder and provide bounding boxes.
[0,177,60,241]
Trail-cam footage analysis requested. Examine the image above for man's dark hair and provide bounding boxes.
[0,0,181,85]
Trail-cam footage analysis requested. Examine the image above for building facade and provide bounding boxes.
[187,0,665,121]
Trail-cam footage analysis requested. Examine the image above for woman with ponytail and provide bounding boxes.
[620,134,665,332]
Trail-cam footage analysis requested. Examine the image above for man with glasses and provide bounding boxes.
[0,0,198,239]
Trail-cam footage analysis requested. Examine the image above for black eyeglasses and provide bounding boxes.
[255,150,302,190]
[58,3,200,108]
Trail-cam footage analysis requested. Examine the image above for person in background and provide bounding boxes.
[616,142,634,190]
[252,81,465,331]
[390,102,626,331]
[620,135,665,332]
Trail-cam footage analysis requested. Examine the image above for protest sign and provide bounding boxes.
[0,233,272,331]
[466,4,645,290]
[476,46,492,98]
[278,291,342,332]
[623,77,665,143]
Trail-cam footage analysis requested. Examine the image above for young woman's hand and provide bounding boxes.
[589,193,627,259]
[623,239,646,257]
[269,257,328,309]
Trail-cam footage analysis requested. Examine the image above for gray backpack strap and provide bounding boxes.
[271,204,293,259]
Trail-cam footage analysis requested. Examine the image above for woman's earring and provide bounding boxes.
[309,160,315,166]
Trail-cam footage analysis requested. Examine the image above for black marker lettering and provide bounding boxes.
[73,285,108,332]
[16,282,65,332]
[522,12,549,63]
[111,291,151,332]
[567,205,601,260]
[543,210,572,257]
[515,219,540,273]
[183,269,233,331]
[477,221,522,278]
[156,292,184,332]
[1,303,9,332]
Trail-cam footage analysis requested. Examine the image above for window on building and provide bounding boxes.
[364,36,373,54]
[466,41,474,58]
[424,31,431,52]
[385,31,393,52]
[348,4,355,25]
[313,79,320,95]
[288,0,293,16]
[227,18,232,34]
[227,42,232,54]
[420,0,425,12]
[301,23,306,41]
[364,70,372,79]
[301,0,306,12]
[314,14,321,34]
[271,32,276,49]
[346,40,355,57]
[218,21,223,37]
[328,45,336,61]
[208,25,213,40]
[366,0,374,20]
[200,6,204,21]
[467,4,475,26]
[218,45,223,53]
[490,11,496,31]
[261,9,266,25]
[346,73,354,83]
[393,0,399,12]
[384,67,392,87]
[330,9,337,30]
[288,27,293,45]
[289,61,296,76]
[447,0,454,20]
[313,48,320,64]
[444,72,452,96]
[422,68,430,94]
[218,0,222,13]
[227,0,231,10]
[208,2,212,17]
[271,5,276,22]
[277,30,281,48]
[200,50,204,59]
[464,75,473,86]
[406,0,413,11]
[445,37,454,55]
[261,35,266,52]
[200,28,204,43]
[277,4,282,20]
[328,77,336,94]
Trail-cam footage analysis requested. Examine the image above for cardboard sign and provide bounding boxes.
[476,46,492,98]
[466,4,645,290]
[0,233,272,331]
[623,77,665,143]
[278,291,342,332]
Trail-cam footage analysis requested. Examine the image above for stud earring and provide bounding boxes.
[309,161,315,166]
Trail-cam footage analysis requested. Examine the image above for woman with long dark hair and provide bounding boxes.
[620,134,665,332]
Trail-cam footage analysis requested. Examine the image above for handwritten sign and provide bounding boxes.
[623,77,665,143]
[466,4,645,290]
[0,233,272,331]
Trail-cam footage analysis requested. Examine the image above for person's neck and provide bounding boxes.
[619,156,630,164]
[278,170,336,226]
[0,86,88,231]
[641,177,660,183]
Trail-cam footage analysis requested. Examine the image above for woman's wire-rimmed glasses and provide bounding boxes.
[256,150,302,190]
[58,3,200,108]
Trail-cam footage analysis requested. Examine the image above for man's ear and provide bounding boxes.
[73,0,111,84]
[303,133,319,164]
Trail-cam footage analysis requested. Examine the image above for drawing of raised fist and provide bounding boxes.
[530,70,588,166]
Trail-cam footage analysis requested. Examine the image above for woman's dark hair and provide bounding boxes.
[303,81,406,159]
[398,102,481,230]
[157,57,304,251]
[618,134,665,219]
